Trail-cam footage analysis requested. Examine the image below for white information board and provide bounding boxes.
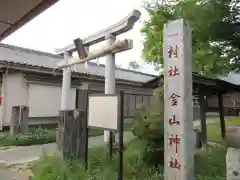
[88,95,119,131]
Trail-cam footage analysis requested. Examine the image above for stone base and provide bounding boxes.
[193,129,202,149]
[226,148,240,180]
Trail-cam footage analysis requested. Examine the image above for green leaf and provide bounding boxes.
[141,0,240,76]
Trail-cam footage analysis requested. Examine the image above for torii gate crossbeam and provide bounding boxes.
[58,9,141,144]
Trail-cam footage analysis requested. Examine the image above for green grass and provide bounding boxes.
[0,128,103,147]
[83,121,134,137]
[195,146,226,180]
[0,128,56,146]
[31,139,227,180]
[0,122,134,147]
[206,114,219,118]
[195,116,240,143]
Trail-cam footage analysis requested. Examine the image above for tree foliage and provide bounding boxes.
[141,0,240,76]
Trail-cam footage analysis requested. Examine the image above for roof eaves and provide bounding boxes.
[0,43,63,59]
[0,61,151,84]
[0,0,58,41]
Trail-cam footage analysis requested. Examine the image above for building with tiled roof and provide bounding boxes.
[0,42,239,129]
[0,43,155,129]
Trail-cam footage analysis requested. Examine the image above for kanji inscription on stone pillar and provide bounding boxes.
[163,19,194,180]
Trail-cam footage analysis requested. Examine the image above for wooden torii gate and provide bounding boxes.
[55,10,141,155]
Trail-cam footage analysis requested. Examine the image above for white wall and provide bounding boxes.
[0,73,28,126]
[28,84,76,117]
[0,72,76,127]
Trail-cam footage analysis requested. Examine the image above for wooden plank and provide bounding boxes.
[218,91,226,142]
[199,93,208,148]
[123,94,129,117]
[77,90,87,111]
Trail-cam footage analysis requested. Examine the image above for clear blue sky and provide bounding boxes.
[3,0,158,75]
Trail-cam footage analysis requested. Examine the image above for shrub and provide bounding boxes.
[31,141,227,180]
[31,140,163,180]
[132,87,165,167]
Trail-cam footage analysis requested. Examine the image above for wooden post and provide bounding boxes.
[10,106,29,135]
[76,90,89,163]
[163,19,194,180]
[217,91,226,142]
[199,92,208,148]
[75,89,89,164]
[76,110,88,163]
[56,111,64,153]
[61,110,75,160]
[57,91,88,161]
[57,110,75,160]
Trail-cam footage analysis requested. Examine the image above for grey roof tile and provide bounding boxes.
[0,43,156,83]
[0,43,63,68]
[219,72,240,85]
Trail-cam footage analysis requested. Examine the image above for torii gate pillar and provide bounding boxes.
[61,52,71,110]
[104,34,116,143]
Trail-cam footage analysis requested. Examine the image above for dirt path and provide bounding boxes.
[0,167,32,180]
[0,131,134,165]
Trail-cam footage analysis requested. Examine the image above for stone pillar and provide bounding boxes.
[10,105,29,135]
[20,106,29,134]
[163,19,194,180]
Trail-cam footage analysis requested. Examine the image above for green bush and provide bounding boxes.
[132,106,164,140]
[0,128,56,146]
[132,107,164,167]
[132,88,165,167]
